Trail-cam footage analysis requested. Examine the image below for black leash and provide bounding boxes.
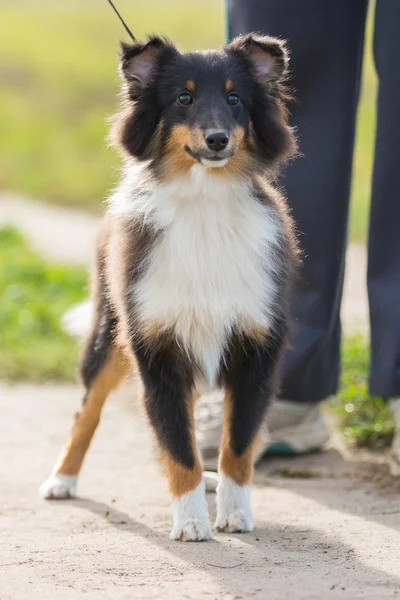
[106,0,136,42]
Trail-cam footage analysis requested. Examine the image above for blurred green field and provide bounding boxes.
[0,225,87,381]
[0,0,376,240]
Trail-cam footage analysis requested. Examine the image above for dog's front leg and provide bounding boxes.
[215,385,257,533]
[216,319,287,533]
[134,338,212,541]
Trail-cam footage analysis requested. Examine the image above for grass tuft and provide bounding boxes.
[329,335,395,449]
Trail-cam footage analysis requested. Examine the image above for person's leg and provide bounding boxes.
[228,0,368,403]
[368,0,400,470]
[368,0,400,399]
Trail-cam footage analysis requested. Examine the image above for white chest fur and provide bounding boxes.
[111,165,282,387]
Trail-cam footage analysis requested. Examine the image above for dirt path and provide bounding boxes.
[1,381,400,600]
[0,193,99,265]
[0,192,369,334]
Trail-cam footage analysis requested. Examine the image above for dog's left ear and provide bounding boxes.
[227,34,288,89]
[227,34,296,167]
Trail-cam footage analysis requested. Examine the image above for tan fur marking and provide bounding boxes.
[139,312,213,349]
[249,326,269,342]
[225,79,234,93]
[225,152,250,177]
[162,124,196,178]
[236,317,269,342]
[224,126,247,177]
[191,127,204,148]
[139,319,165,339]
[232,125,245,145]
[154,118,165,152]
[54,346,128,476]
[185,80,195,93]
[219,390,261,485]
[219,444,254,486]
[161,451,203,497]
[158,389,202,497]
[168,124,192,149]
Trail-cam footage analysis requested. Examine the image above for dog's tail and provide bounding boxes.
[62,300,92,339]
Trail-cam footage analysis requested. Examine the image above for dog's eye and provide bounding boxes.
[227,93,240,106]
[178,92,193,106]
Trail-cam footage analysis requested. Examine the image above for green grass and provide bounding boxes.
[0,0,376,240]
[329,335,395,449]
[0,225,87,381]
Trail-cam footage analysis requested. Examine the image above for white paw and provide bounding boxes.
[215,473,254,533]
[215,508,254,533]
[170,479,212,542]
[170,518,213,541]
[39,474,77,499]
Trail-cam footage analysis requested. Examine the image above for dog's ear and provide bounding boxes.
[227,34,288,89]
[114,37,177,159]
[227,34,296,167]
[119,36,176,98]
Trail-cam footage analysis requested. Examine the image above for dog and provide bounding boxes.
[40,33,298,541]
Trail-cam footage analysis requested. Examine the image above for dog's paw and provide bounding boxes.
[39,474,77,499]
[170,479,212,541]
[215,473,254,533]
[215,508,254,533]
[170,518,213,541]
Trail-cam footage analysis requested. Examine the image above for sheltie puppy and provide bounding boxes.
[40,33,299,541]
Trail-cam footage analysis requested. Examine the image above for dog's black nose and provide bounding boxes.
[205,131,229,152]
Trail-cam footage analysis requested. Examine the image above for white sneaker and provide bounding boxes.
[196,391,330,473]
[389,398,400,476]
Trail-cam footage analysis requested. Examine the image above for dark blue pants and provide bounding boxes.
[228,0,400,401]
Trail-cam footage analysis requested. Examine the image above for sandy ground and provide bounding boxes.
[1,381,400,600]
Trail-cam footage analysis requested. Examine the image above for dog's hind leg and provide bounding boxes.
[134,338,212,541]
[216,321,287,532]
[40,293,128,500]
